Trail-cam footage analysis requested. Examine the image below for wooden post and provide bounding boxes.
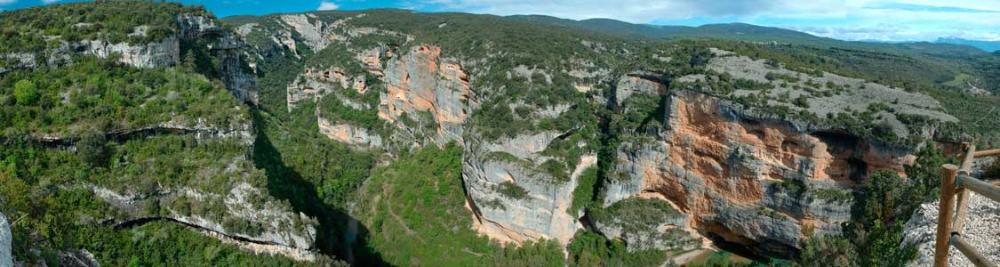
[954,145,975,233]
[934,164,959,267]
[954,189,971,233]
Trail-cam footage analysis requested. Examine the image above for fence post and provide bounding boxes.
[954,144,975,233]
[934,164,959,267]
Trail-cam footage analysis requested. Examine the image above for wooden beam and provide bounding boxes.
[973,148,1000,158]
[957,174,1000,203]
[954,144,975,233]
[935,164,959,267]
[951,234,999,267]
[959,144,976,175]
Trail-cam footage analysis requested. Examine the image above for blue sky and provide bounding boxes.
[1,0,998,42]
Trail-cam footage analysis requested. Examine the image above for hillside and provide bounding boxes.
[937,37,1000,52]
[1,2,998,267]
[509,15,1000,96]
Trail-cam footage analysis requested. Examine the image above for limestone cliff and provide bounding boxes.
[602,87,924,256]
[462,131,595,245]
[318,117,383,148]
[379,45,473,147]
[76,36,181,68]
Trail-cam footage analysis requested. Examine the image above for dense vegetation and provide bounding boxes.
[0,136,335,266]
[0,3,309,264]
[354,144,565,266]
[0,1,207,52]
[0,57,245,137]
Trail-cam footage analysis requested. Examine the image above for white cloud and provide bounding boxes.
[317,1,338,11]
[0,0,16,5]
[42,0,59,3]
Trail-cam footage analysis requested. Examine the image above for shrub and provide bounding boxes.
[497,181,529,200]
[13,80,39,105]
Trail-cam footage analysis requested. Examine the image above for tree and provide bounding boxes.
[797,235,857,266]
[847,170,918,266]
[13,79,39,105]
[904,146,949,203]
[78,131,110,167]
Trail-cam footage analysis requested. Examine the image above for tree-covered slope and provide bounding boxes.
[0,2,337,266]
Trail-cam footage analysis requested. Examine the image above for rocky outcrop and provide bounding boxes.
[287,67,366,110]
[279,14,331,52]
[74,37,181,68]
[177,14,221,39]
[903,191,1000,267]
[57,249,99,267]
[602,87,915,256]
[1,212,11,267]
[379,45,473,146]
[591,198,702,252]
[318,117,382,148]
[462,128,595,245]
[358,47,390,76]
[614,71,667,107]
[0,52,38,74]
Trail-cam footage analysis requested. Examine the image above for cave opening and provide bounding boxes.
[701,230,797,262]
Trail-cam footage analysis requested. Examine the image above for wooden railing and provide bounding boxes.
[934,144,1000,267]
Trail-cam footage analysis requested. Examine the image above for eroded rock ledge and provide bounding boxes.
[92,181,319,262]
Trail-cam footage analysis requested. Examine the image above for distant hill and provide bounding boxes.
[507,15,826,44]
[506,15,992,58]
[936,37,1000,52]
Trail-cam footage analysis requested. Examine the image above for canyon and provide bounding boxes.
[2,3,995,266]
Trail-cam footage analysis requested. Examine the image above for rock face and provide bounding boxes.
[287,67,365,110]
[177,14,259,105]
[591,198,702,252]
[213,33,259,105]
[903,192,1000,267]
[1,212,11,267]
[318,117,383,148]
[614,71,667,107]
[75,37,181,68]
[462,139,596,246]
[379,45,473,146]
[603,88,914,256]
[279,14,331,52]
